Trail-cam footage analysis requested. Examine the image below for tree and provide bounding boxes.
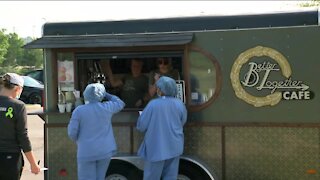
[0,30,43,74]
[300,0,320,7]
[0,29,9,65]
[22,48,43,68]
[3,33,24,66]
[21,37,43,68]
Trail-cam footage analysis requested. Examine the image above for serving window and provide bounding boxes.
[76,51,184,109]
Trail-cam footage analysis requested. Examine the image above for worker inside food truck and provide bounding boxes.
[148,57,180,100]
[101,58,149,108]
[79,56,182,109]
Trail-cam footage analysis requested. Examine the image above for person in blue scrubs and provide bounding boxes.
[137,76,187,180]
[68,83,125,180]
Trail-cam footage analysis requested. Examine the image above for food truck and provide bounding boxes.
[25,9,320,180]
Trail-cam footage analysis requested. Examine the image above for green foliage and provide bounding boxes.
[0,29,9,64]
[300,0,320,7]
[0,65,37,75]
[22,48,43,68]
[3,33,24,66]
[0,29,43,75]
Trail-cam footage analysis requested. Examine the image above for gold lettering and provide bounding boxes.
[230,46,292,107]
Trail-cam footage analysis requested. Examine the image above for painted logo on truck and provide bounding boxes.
[230,46,311,107]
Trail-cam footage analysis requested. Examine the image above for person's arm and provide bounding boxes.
[148,85,156,98]
[24,151,40,174]
[68,109,80,142]
[181,104,188,125]
[15,105,32,152]
[148,71,159,98]
[136,103,152,132]
[15,104,40,174]
[102,92,125,113]
[101,60,123,87]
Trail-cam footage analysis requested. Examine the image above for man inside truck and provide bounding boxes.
[102,59,149,108]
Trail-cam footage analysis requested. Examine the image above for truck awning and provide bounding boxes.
[24,32,193,49]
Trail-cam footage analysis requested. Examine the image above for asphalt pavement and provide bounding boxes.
[21,104,44,180]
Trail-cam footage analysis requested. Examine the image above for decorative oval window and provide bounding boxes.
[188,46,221,112]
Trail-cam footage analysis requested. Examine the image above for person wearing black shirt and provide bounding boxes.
[103,59,149,108]
[0,73,40,179]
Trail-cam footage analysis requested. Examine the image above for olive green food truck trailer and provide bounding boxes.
[25,9,320,180]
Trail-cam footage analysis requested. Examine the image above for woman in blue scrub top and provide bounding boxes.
[68,83,125,180]
[137,76,187,180]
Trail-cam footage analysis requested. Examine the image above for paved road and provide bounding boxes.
[21,105,44,180]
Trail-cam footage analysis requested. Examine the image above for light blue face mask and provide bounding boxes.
[16,88,22,99]
[16,94,21,99]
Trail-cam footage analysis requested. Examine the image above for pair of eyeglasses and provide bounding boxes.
[157,59,169,65]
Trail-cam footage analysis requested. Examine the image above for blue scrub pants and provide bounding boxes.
[143,156,180,180]
[78,157,111,180]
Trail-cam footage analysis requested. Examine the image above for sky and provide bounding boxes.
[0,1,313,38]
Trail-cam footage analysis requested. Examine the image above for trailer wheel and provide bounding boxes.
[28,93,42,104]
[105,160,142,180]
[178,160,212,180]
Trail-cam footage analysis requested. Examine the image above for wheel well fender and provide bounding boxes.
[106,159,142,179]
[179,156,218,180]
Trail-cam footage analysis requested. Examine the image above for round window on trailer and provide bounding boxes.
[187,46,222,112]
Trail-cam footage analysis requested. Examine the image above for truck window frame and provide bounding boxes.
[75,50,185,110]
[186,45,222,112]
